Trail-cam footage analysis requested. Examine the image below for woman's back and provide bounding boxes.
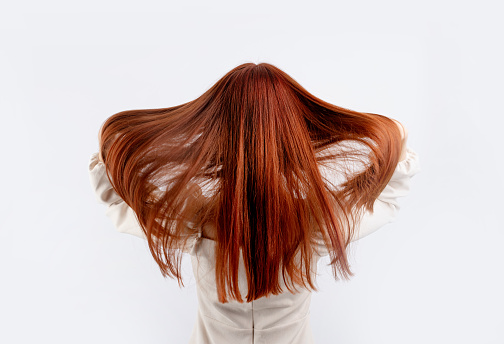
[188,236,315,344]
[88,138,420,343]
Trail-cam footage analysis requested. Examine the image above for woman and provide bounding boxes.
[88,62,420,343]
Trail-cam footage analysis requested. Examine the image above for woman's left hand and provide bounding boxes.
[98,125,105,163]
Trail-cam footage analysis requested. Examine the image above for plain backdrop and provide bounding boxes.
[1,0,502,343]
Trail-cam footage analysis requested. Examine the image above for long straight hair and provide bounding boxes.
[99,62,403,303]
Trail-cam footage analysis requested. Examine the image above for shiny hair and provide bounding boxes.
[99,62,403,303]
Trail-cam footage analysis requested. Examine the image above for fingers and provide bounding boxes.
[390,118,407,140]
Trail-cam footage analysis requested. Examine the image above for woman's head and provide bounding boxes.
[99,62,403,303]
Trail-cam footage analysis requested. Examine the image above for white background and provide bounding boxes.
[1,0,502,343]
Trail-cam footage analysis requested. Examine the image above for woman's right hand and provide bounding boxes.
[390,118,408,161]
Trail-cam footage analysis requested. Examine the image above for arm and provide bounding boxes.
[88,151,148,240]
[88,152,201,253]
[313,139,420,256]
[349,144,420,242]
[348,118,415,241]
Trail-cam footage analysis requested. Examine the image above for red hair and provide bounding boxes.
[99,62,403,303]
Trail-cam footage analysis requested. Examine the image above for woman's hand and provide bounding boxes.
[98,125,123,164]
[98,125,105,163]
[390,118,409,161]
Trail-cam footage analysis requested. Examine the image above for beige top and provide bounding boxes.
[88,146,421,344]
